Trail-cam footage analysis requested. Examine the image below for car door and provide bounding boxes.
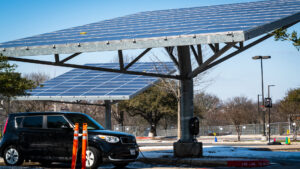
[46,115,74,159]
[19,115,48,157]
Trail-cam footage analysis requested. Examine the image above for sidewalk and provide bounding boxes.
[137,134,300,151]
[137,135,300,167]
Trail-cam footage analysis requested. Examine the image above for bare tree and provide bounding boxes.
[112,104,125,131]
[67,100,106,125]
[194,92,221,124]
[23,72,50,86]
[223,96,256,141]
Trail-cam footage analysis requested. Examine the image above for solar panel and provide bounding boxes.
[1,0,299,56]
[16,62,176,101]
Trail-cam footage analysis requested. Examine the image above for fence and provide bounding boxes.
[114,122,297,137]
[199,122,291,136]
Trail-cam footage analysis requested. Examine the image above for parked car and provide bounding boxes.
[0,112,139,168]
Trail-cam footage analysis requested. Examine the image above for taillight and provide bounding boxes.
[3,118,8,136]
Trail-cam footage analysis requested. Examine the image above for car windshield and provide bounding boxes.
[65,114,104,130]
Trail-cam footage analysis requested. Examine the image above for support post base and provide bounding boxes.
[173,141,203,157]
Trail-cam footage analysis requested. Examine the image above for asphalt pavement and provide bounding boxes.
[0,135,299,169]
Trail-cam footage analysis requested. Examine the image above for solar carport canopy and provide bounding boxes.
[17,62,176,101]
[1,0,300,56]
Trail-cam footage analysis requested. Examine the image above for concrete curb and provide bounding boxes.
[138,157,270,167]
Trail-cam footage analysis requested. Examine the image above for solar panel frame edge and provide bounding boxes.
[244,11,300,40]
[15,95,131,101]
[2,0,300,57]
[0,31,246,57]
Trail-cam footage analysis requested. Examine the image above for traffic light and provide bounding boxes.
[265,98,272,108]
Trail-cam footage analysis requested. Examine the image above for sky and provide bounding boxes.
[0,0,299,102]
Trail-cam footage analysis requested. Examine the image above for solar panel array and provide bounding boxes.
[20,62,175,101]
[1,0,300,56]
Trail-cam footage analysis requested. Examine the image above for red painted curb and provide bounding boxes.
[227,159,270,167]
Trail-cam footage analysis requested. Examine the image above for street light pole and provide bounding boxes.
[257,94,260,114]
[257,94,261,118]
[257,94,261,134]
[267,85,275,144]
[252,55,271,136]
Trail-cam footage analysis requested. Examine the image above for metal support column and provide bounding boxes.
[174,46,202,157]
[105,100,112,130]
[178,45,194,142]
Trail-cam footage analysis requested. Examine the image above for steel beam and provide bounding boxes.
[124,48,151,70]
[105,100,112,130]
[118,50,124,70]
[208,44,216,53]
[177,45,193,142]
[191,43,236,78]
[198,33,274,74]
[54,54,59,63]
[60,52,82,63]
[7,56,180,80]
[215,43,219,52]
[198,22,300,75]
[190,45,203,66]
[197,45,203,65]
[45,100,106,107]
[165,47,179,68]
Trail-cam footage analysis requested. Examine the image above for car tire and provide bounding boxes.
[3,145,24,166]
[113,162,129,168]
[84,146,101,169]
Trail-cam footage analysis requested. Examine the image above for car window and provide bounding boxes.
[65,114,104,130]
[15,117,23,128]
[47,116,70,129]
[23,116,43,128]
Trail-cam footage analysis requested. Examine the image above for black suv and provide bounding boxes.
[0,112,139,168]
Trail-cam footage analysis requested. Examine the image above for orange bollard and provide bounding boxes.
[82,123,88,169]
[71,123,79,169]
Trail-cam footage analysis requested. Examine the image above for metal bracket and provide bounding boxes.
[190,45,203,66]
[118,50,125,71]
[124,48,151,70]
[165,47,179,68]
[54,52,82,64]
[191,42,236,78]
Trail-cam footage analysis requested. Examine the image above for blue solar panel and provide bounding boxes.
[1,0,300,56]
[19,62,175,101]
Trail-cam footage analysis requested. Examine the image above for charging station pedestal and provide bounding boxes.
[174,142,202,157]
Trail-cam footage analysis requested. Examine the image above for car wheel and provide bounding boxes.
[113,162,129,168]
[85,147,101,169]
[3,145,24,166]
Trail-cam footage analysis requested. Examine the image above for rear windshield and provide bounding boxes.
[65,114,104,130]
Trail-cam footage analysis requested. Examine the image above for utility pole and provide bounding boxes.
[267,85,275,144]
